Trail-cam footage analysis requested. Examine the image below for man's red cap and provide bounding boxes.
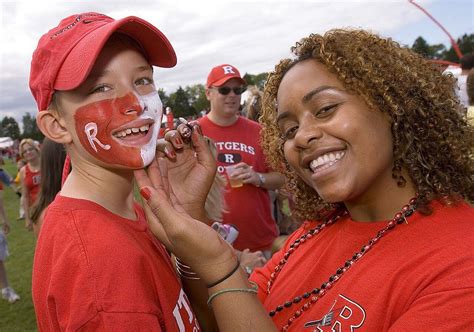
[29,12,177,111]
[206,64,246,88]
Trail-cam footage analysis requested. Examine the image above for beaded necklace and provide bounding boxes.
[267,197,418,331]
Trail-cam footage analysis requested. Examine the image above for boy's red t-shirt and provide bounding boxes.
[33,195,200,331]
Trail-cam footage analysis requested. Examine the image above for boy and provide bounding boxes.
[30,12,202,330]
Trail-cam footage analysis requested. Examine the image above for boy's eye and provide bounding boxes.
[90,84,111,94]
[136,77,154,86]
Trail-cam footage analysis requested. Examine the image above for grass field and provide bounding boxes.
[1,159,37,331]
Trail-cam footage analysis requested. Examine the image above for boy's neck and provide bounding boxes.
[60,164,138,220]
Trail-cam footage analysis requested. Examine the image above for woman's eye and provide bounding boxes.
[316,103,339,117]
[281,126,298,140]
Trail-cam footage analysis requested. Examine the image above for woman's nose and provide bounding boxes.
[294,115,323,148]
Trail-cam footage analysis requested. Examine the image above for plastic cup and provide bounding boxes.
[225,165,243,188]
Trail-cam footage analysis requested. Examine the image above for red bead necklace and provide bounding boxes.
[267,197,418,331]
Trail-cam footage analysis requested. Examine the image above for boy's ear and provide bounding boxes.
[36,111,72,144]
[205,88,211,101]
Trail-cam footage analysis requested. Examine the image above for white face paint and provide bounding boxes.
[138,91,162,166]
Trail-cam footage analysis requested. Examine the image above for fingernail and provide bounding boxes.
[140,187,151,200]
[193,123,203,135]
[175,137,183,145]
[164,147,176,158]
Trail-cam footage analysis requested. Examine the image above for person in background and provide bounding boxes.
[0,219,21,304]
[18,139,41,231]
[244,85,264,122]
[244,85,298,237]
[466,68,474,124]
[0,164,20,303]
[458,53,474,108]
[13,159,25,220]
[444,52,474,109]
[30,138,66,238]
[136,28,473,331]
[198,64,285,257]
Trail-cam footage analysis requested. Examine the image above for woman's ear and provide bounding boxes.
[36,111,72,144]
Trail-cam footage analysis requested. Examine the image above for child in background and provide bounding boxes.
[18,139,41,230]
[30,138,67,238]
[0,195,20,303]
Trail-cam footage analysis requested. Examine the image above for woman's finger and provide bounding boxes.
[146,158,166,191]
[164,129,184,149]
[134,168,153,190]
[156,139,177,159]
[190,128,217,171]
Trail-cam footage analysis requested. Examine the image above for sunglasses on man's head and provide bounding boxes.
[212,86,247,95]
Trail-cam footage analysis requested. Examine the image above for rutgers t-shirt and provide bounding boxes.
[198,115,278,251]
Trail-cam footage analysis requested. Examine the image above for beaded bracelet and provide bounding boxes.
[174,257,200,281]
[207,281,258,306]
[206,260,241,288]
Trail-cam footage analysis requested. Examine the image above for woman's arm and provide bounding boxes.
[135,130,276,331]
[19,167,32,230]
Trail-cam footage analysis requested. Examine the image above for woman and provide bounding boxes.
[137,28,474,331]
[18,138,41,231]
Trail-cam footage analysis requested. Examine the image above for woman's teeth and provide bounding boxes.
[310,151,345,172]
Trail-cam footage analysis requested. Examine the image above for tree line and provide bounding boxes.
[1,33,472,140]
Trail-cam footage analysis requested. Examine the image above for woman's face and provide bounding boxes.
[21,143,39,162]
[56,41,162,169]
[276,59,395,204]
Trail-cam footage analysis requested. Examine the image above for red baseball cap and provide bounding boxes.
[29,12,177,111]
[206,64,246,87]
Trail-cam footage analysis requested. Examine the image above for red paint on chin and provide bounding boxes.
[74,93,144,168]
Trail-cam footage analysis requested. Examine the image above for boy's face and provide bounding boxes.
[55,41,162,169]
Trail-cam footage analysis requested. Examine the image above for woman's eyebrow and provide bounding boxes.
[302,85,341,104]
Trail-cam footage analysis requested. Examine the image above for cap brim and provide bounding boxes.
[211,76,246,87]
[54,16,176,90]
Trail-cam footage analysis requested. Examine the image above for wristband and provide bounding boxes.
[206,260,241,288]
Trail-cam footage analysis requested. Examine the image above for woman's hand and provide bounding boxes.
[239,249,267,274]
[134,152,235,280]
[155,124,217,219]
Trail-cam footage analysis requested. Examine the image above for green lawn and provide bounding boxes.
[1,159,37,331]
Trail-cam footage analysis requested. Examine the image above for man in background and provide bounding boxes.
[198,64,284,258]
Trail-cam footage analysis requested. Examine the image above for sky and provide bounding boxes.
[0,0,473,126]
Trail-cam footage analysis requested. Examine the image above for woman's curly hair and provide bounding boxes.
[260,29,473,222]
